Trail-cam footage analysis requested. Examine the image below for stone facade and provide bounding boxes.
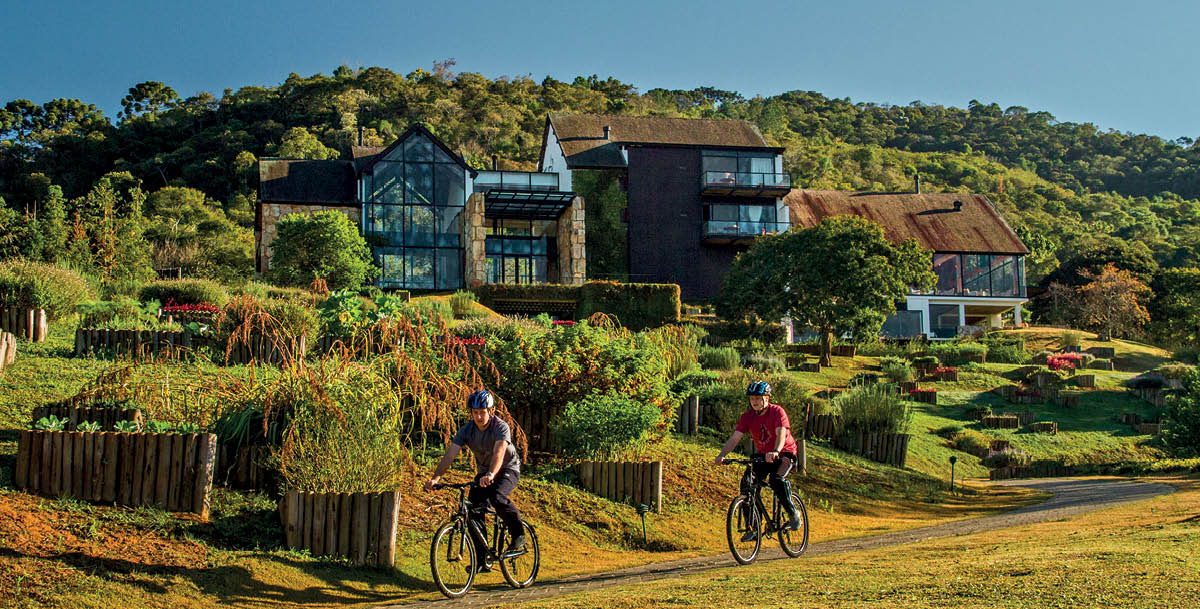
[556,196,587,285]
[463,193,489,288]
[256,202,360,272]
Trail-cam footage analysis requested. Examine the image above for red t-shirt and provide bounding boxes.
[735,403,798,456]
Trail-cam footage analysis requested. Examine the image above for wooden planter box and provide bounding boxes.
[914,362,938,377]
[1056,393,1082,408]
[14,430,216,518]
[962,353,987,364]
[279,490,399,567]
[1030,371,1062,388]
[74,328,190,359]
[0,331,15,372]
[1002,411,1038,426]
[577,461,663,512]
[676,395,701,435]
[896,381,918,394]
[1119,412,1142,426]
[935,370,959,382]
[991,385,1018,400]
[1073,374,1097,388]
[1029,421,1058,434]
[989,439,1012,453]
[1135,423,1163,435]
[833,431,910,468]
[1131,387,1167,407]
[1087,360,1115,371]
[805,413,839,441]
[1085,346,1117,359]
[30,405,143,431]
[798,362,822,373]
[0,307,48,342]
[831,345,857,358]
[982,415,1021,429]
[908,390,938,404]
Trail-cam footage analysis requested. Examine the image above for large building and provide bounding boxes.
[256,114,1028,338]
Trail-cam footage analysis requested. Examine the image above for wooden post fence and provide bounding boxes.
[831,432,910,468]
[982,415,1021,429]
[0,308,48,342]
[576,461,662,513]
[279,490,399,567]
[216,444,277,491]
[0,331,15,372]
[14,430,216,519]
[74,328,188,359]
[30,405,143,431]
[676,395,701,435]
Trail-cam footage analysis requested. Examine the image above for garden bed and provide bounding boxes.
[0,307,48,342]
[279,490,400,567]
[577,461,663,512]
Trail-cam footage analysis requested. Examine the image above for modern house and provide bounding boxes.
[541,114,790,300]
[257,115,1030,339]
[786,190,1029,339]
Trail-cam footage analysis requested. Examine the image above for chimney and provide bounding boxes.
[603,125,611,140]
[953,200,963,212]
[357,126,364,146]
[913,173,921,194]
[491,154,498,170]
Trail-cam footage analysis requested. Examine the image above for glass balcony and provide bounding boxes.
[701,171,792,196]
[473,171,561,193]
[702,220,789,243]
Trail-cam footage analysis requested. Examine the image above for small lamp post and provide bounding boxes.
[949,455,958,495]
[636,503,651,544]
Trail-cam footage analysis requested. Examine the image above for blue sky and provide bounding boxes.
[2,0,1198,139]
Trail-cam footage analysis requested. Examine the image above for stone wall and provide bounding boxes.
[556,196,587,285]
[256,202,360,272]
[463,193,488,287]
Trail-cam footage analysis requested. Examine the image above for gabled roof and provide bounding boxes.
[258,159,357,205]
[785,190,1030,255]
[356,123,476,177]
[351,145,385,172]
[546,114,779,169]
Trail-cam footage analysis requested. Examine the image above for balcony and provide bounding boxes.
[701,171,792,197]
[473,170,561,192]
[473,171,575,220]
[702,220,790,244]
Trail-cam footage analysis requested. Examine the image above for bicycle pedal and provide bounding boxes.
[502,548,528,559]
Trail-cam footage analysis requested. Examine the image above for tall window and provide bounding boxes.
[926,253,1026,297]
[363,131,465,290]
[484,219,556,284]
[702,150,782,186]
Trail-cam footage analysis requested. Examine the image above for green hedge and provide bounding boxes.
[140,279,229,307]
[473,281,681,330]
[0,259,95,321]
[577,281,680,330]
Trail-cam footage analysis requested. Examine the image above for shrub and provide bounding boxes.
[1089,358,1113,370]
[1126,374,1166,390]
[933,424,964,438]
[264,298,319,339]
[927,341,988,365]
[857,340,925,358]
[880,357,915,383]
[983,449,1032,468]
[964,405,993,420]
[849,372,882,387]
[449,291,483,319]
[744,352,786,373]
[1059,330,1084,349]
[1162,370,1200,457]
[834,384,912,434]
[912,355,939,367]
[671,369,722,398]
[980,332,1028,364]
[0,259,96,320]
[1155,363,1195,380]
[699,346,740,371]
[552,394,662,459]
[76,297,174,330]
[949,429,991,457]
[1030,349,1054,365]
[578,281,681,330]
[268,210,377,290]
[140,279,229,307]
[696,383,747,432]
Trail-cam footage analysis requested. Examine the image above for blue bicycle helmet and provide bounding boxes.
[467,389,495,410]
[746,381,771,396]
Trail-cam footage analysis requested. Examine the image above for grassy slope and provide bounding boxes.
[518,476,1200,609]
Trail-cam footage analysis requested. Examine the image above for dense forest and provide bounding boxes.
[2,61,1200,336]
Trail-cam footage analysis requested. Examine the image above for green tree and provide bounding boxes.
[1150,268,1200,347]
[272,127,339,160]
[574,170,627,280]
[718,216,934,365]
[268,210,376,289]
[119,81,180,122]
[1161,370,1200,457]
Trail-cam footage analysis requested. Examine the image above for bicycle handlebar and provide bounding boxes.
[721,456,766,465]
[432,481,478,490]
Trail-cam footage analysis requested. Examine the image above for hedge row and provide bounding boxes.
[473,281,680,330]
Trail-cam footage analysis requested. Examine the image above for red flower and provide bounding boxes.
[552,319,577,326]
[934,366,958,374]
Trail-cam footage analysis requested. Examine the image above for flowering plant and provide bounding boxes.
[551,319,577,326]
[934,365,958,374]
[1047,352,1084,371]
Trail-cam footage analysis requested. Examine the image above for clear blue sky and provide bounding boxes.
[2,0,1197,139]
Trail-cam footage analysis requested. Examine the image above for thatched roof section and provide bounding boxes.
[785,190,1029,254]
[548,114,778,168]
[258,159,357,205]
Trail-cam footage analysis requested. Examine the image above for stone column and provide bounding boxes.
[555,196,587,285]
[463,193,488,287]
[1013,302,1024,327]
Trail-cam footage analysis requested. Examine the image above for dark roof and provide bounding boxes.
[351,145,385,172]
[547,114,778,169]
[785,190,1030,255]
[258,159,357,205]
[357,123,476,176]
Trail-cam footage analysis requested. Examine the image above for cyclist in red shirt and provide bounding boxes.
[714,380,801,533]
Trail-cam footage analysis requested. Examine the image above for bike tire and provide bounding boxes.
[498,521,541,589]
[726,495,762,565]
[776,493,810,557]
[430,521,477,598]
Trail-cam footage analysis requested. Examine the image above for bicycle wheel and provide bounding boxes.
[775,493,809,557]
[726,495,762,565]
[430,521,477,598]
[498,521,540,589]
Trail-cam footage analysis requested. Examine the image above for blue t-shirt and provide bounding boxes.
[452,417,521,475]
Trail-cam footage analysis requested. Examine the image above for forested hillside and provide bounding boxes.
[2,62,1200,342]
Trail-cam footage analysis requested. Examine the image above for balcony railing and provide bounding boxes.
[702,221,789,241]
[702,171,792,195]
[473,171,560,193]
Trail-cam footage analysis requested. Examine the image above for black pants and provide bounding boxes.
[742,454,798,519]
[468,470,523,558]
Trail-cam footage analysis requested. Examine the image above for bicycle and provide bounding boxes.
[722,456,809,565]
[429,481,540,598]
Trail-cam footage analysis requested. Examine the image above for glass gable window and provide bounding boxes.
[922,253,1026,297]
[364,130,466,290]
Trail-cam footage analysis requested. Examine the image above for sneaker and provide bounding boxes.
[739,530,759,542]
[505,534,527,555]
[785,516,801,531]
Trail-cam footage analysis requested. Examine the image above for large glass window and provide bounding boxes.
[704,203,784,237]
[363,130,466,290]
[934,253,961,295]
[484,218,555,284]
[702,150,787,188]
[923,253,1027,297]
[929,304,960,339]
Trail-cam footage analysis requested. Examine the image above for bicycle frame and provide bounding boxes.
[443,483,504,563]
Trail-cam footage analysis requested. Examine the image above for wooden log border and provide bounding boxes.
[0,331,16,371]
[575,461,663,513]
[278,490,400,567]
[832,432,910,468]
[0,308,48,342]
[14,430,216,518]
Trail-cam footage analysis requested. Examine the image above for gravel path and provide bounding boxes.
[378,478,1174,608]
